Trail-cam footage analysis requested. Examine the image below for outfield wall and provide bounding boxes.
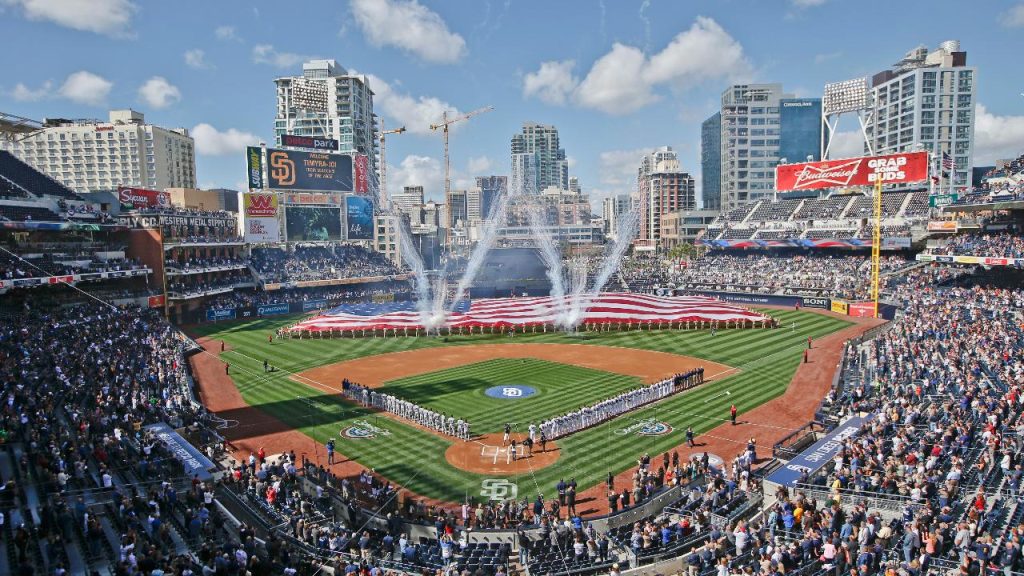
[678,290,898,320]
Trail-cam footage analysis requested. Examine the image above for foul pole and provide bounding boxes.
[869,176,883,318]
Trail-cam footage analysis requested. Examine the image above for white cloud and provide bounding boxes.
[522,60,578,106]
[387,154,445,198]
[1003,4,1024,26]
[191,123,259,156]
[58,71,112,106]
[368,74,461,135]
[10,80,52,102]
[523,17,750,115]
[467,156,493,174]
[184,49,212,69]
[252,44,309,69]
[137,76,181,109]
[826,130,866,159]
[214,25,240,41]
[814,52,842,64]
[974,104,1024,164]
[351,0,466,64]
[5,0,135,37]
[598,147,654,188]
[566,156,577,170]
[576,44,656,115]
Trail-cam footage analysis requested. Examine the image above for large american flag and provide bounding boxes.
[287,292,770,333]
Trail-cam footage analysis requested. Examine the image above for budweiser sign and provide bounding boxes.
[775,152,929,191]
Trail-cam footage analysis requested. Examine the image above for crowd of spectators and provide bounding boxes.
[204,281,413,311]
[0,250,147,280]
[252,244,406,284]
[925,230,1024,259]
[668,253,913,300]
[164,256,247,273]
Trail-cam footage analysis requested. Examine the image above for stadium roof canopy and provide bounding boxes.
[0,112,44,139]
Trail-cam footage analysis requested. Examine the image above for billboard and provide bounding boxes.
[848,302,877,317]
[346,195,373,240]
[281,134,339,151]
[830,300,849,315]
[354,154,369,195]
[775,152,929,191]
[765,414,872,486]
[267,148,353,192]
[118,186,170,210]
[243,193,280,243]
[246,146,263,189]
[285,206,342,241]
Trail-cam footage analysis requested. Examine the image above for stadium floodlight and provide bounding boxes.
[822,78,870,115]
[290,78,329,113]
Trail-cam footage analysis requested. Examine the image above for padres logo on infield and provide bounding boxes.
[614,418,674,436]
[484,385,536,399]
[341,420,392,439]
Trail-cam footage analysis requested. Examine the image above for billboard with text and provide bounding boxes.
[243,193,280,243]
[345,195,373,240]
[775,152,929,191]
[118,186,170,210]
[266,148,353,192]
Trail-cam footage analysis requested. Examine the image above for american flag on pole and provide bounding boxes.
[287,292,770,333]
[942,152,955,171]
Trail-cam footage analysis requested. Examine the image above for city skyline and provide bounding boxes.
[2,0,1023,207]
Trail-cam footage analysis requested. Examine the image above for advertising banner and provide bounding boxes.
[118,186,170,210]
[246,146,263,189]
[929,193,959,207]
[345,195,373,240]
[848,302,876,318]
[206,308,236,321]
[258,303,290,316]
[266,148,353,191]
[799,296,830,310]
[243,193,280,243]
[354,154,369,195]
[280,134,339,151]
[830,300,849,315]
[143,422,215,481]
[302,299,328,312]
[927,221,958,232]
[765,414,873,486]
[880,237,912,249]
[283,192,342,205]
[148,295,165,308]
[285,206,342,242]
[775,152,929,191]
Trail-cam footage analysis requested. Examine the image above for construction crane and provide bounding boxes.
[430,106,494,248]
[377,118,407,211]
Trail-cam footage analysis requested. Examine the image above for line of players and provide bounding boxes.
[341,379,472,439]
[538,368,705,440]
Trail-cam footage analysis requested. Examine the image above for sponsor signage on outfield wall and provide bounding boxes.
[206,308,236,321]
[258,303,290,316]
[765,414,873,486]
[775,152,928,191]
[831,300,849,314]
[799,297,830,310]
[848,302,876,317]
[302,299,328,312]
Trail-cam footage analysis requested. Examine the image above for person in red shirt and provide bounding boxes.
[730,405,737,425]
[257,446,266,464]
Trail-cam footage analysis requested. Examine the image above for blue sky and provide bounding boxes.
[2,0,1023,207]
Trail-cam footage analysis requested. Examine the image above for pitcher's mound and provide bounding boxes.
[446,432,560,474]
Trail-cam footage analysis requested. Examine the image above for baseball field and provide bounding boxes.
[190,308,850,506]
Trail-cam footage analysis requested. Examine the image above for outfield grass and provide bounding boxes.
[189,309,850,503]
[379,358,643,433]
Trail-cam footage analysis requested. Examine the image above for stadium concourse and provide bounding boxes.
[3,150,1024,576]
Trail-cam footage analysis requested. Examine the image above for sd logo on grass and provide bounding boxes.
[484,385,536,399]
[614,418,673,436]
[341,420,391,439]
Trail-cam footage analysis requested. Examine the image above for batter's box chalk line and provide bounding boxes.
[480,445,513,465]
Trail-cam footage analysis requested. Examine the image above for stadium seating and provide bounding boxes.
[0,151,80,200]
[0,203,63,222]
[252,243,404,283]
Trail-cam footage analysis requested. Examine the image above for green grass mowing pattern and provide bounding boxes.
[192,309,850,503]
[379,359,643,433]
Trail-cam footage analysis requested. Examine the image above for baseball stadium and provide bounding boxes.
[2,11,1024,576]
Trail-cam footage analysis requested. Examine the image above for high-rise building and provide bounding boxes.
[568,176,581,194]
[475,176,507,219]
[0,109,195,193]
[391,185,424,224]
[274,59,377,181]
[637,147,695,242]
[602,194,631,236]
[448,189,468,227]
[510,122,568,193]
[779,98,824,164]
[864,41,976,189]
[716,84,822,211]
[700,112,722,212]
